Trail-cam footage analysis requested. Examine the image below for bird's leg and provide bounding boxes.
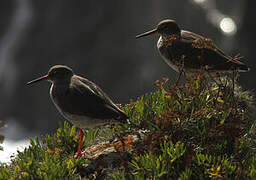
[231,70,239,114]
[175,71,182,86]
[74,128,84,158]
[232,70,236,95]
[175,57,185,86]
[206,71,223,105]
[115,132,126,151]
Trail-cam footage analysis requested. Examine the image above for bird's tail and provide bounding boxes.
[237,64,250,72]
[117,111,129,124]
[232,54,250,72]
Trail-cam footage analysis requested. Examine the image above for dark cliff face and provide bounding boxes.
[0,0,253,137]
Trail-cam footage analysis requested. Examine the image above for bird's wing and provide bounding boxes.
[180,30,248,69]
[181,30,205,42]
[181,30,228,56]
[67,75,127,120]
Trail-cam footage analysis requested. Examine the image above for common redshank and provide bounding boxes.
[27,65,128,158]
[136,19,249,76]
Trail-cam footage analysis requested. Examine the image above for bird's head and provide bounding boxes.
[136,19,181,38]
[27,65,74,85]
[47,65,74,82]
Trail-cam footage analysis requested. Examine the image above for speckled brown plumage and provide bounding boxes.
[136,19,249,74]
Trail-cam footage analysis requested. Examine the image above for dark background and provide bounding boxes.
[0,0,255,140]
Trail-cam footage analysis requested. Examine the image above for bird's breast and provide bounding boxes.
[157,36,179,72]
[50,84,65,115]
[50,84,78,114]
[49,84,108,128]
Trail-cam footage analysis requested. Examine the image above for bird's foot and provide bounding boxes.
[74,150,88,158]
[74,152,82,158]
[81,150,88,156]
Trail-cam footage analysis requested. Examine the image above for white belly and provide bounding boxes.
[61,111,108,128]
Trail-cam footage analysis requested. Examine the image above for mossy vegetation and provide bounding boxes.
[0,75,256,179]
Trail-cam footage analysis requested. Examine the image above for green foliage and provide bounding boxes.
[109,169,126,180]
[192,153,236,179]
[123,88,169,132]
[43,122,98,155]
[118,76,255,179]
[1,75,256,179]
[0,164,11,180]
[129,141,186,179]
[0,122,93,179]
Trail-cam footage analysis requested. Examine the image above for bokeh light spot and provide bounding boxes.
[219,17,237,36]
[193,0,206,3]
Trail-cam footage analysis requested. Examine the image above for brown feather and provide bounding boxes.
[50,75,128,121]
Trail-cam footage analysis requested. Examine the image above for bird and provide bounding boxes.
[27,65,128,158]
[136,19,249,78]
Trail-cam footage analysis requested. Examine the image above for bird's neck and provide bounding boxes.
[51,79,71,94]
[161,33,181,39]
[53,77,72,86]
[50,82,70,98]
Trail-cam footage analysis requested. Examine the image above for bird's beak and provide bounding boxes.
[27,75,49,85]
[136,28,158,38]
